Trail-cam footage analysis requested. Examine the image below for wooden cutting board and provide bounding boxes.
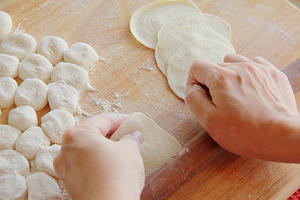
[0,0,300,199]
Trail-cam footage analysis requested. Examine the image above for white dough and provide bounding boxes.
[41,109,75,143]
[111,112,182,176]
[0,32,37,60]
[8,106,38,131]
[0,11,12,40]
[14,78,48,111]
[0,149,30,176]
[167,40,235,99]
[64,42,98,70]
[51,62,93,92]
[37,36,68,65]
[16,126,50,160]
[0,173,27,200]
[48,82,79,114]
[130,0,200,49]
[0,77,18,108]
[18,53,53,82]
[35,144,61,177]
[0,125,21,150]
[26,172,61,200]
[0,53,19,77]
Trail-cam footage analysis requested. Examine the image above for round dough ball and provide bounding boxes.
[0,77,18,108]
[48,82,79,113]
[8,106,38,131]
[18,54,53,82]
[26,172,61,200]
[15,126,50,160]
[41,109,75,143]
[0,32,37,60]
[64,42,98,70]
[35,144,61,177]
[37,36,68,65]
[0,125,21,150]
[0,11,12,40]
[14,78,48,111]
[0,54,19,78]
[51,62,93,92]
[0,149,30,176]
[0,173,27,200]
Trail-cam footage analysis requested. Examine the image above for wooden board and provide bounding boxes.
[0,0,300,199]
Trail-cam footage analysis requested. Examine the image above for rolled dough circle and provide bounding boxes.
[8,106,38,131]
[0,173,27,200]
[0,53,19,78]
[0,149,30,176]
[0,77,18,108]
[0,124,21,150]
[0,11,12,40]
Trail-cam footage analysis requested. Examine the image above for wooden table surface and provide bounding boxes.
[0,0,300,199]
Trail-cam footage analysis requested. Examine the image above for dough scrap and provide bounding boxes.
[26,172,61,200]
[14,78,48,111]
[35,144,61,177]
[64,42,98,70]
[48,82,79,114]
[37,36,68,65]
[0,173,27,200]
[0,77,18,108]
[0,149,30,176]
[18,53,53,82]
[0,32,36,60]
[8,105,38,131]
[41,109,75,144]
[130,0,200,49]
[111,112,182,176]
[16,126,50,160]
[0,53,19,78]
[0,11,12,40]
[51,62,93,92]
[0,124,21,150]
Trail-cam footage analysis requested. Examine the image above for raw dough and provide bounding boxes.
[0,173,27,200]
[0,32,37,60]
[0,11,12,40]
[0,77,18,108]
[26,172,61,200]
[18,53,53,82]
[0,125,21,150]
[48,82,79,114]
[41,109,75,144]
[35,144,61,177]
[37,36,68,65]
[111,112,182,176]
[0,53,19,78]
[130,0,200,49]
[15,126,50,160]
[8,106,38,131]
[0,149,30,176]
[64,42,98,70]
[14,78,48,111]
[167,40,235,99]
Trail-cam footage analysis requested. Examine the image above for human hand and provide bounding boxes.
[54,114,145,200]
[185,54,300,162]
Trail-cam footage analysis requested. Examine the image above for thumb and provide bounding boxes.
[120,131,144,150]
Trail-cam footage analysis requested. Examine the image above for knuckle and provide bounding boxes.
[62,128,77,144]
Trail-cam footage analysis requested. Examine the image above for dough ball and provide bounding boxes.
[0,11,12,40]
[0,149,30,176]
[26,172,61,200]
[18,53,53,82]
[14,78,48,111]
[0,173,27,200]
[48,82,79,114]
[35,144,61,177]
[15,126,50,160]
[0,77,18,108]
[0,53,19,78]
[37,36,68,65]
[0,124,21,150]
[0,32,36,60]
[8,106,38,131]
[64,42,98,70]
[51,62,93,92]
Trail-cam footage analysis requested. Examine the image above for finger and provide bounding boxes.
[224,54,252,63]
[81,113,128,137]
[252,56,273,65]
[53,153,66,179]
[119,131,144,150]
